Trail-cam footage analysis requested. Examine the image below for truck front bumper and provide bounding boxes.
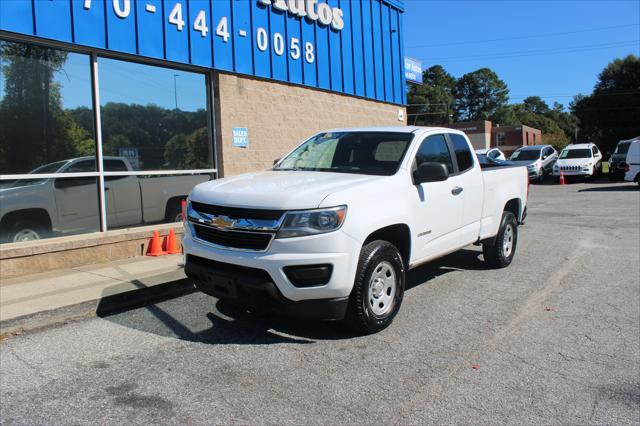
[184,254,349,320]
[182,229,361,319]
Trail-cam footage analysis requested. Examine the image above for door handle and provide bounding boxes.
[451,186,463,196]
[104,187,110,191]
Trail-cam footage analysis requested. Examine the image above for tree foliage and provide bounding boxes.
[406,65,456,125]
[0,41,211,174]
[571,55,640,154]
[454,68,509,121]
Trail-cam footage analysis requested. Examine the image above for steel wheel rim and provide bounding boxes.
[368,261,396,316]
[503,225,514,258]
[13,229,40,242]
[174,212,183,223]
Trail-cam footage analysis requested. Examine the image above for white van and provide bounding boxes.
[624,139,640,186]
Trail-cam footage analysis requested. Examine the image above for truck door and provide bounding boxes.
[447,133,483,246]
[411,134,464,261]
[53,159,106,233]
[103,159,142,227]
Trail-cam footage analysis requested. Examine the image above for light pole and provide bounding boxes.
[173,74,180,109]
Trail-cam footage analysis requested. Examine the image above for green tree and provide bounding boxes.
[407,65,456,125]
[571,55,640,153]
[0,41,81,173]
[454,68,509,121]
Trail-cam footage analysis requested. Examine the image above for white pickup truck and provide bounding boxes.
[0,156,208,243]
[184,127,529,333]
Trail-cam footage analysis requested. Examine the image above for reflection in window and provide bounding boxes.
[98,58,211,171]
[0,41,95,175]
[0,177,99,243]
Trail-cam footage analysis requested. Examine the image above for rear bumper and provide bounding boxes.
[185,254,349,320]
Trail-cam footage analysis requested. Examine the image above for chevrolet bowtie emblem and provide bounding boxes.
[210,216,236,230]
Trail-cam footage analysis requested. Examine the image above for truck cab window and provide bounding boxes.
[415,134,454,173]
[449,134,474,172]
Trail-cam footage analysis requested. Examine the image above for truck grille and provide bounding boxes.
[190,201,284,221]
[193,224,273,251]
[560,165,582,171]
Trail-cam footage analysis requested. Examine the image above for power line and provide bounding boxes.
[427,40,639,62]
[406,23,640,49]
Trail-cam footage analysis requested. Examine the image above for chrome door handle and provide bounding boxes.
[451,186,463,196]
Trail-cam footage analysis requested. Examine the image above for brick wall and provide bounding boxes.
[215,73,407,176]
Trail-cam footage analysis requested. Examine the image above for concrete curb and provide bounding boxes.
[0,278,197,339]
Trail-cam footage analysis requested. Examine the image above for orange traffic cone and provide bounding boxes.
[164,228,182,254]
[147,230,166,256]
[559,170,566,185]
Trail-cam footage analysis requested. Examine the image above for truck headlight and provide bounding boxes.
[277,206,347,238]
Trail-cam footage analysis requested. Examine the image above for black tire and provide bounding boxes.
[483,211,518,269]
[345,240,405,334]
[4,220,46,243]
[553,177,560,184]
[165,200,184,223]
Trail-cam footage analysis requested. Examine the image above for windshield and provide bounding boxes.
[560,149,592,159]
[615,142,631,155]
[510,149,541,161]
[274,132,414,176]
[29,161,69,174]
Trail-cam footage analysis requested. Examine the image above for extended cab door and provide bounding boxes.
[53,159,105,233]
[103,159,142,227]
[411,134,464,261]
[447,133,483,246]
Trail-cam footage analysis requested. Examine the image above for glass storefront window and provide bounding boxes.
[98,58,212,171]
[0,41,95,175]
[0,38,215,245]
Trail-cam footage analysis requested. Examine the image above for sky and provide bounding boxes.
[403,0,640,109]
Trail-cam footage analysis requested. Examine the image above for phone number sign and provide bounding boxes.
[0,0,406,105]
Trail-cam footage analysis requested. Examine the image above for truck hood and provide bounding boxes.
[189,170,381,210]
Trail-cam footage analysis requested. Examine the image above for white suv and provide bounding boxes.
[553,143,602,181]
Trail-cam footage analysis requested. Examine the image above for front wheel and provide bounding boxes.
[483,211,518,268]
[345,240,405,334]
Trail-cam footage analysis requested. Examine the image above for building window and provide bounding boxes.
[0,40,100,242]
[0,38,216,245]
[526,132,529,145]
[496,132,506,146]
[533,133,536,144]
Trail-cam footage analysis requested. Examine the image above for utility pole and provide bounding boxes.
[173,74,179,109]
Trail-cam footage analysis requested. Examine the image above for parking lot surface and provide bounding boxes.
[1,180,639,425]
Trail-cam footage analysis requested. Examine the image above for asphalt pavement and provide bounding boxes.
[1,179,639,425]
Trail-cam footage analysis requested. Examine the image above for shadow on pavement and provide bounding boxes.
[97,248,487,344]
[578,184,639,192]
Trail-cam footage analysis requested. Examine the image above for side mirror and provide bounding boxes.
[542,154,548,160]
[272,158,280,165]
[414,162,449,184]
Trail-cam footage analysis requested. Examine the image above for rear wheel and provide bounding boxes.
[5,220,46,243]
[345,240,405,334]
[483,211,518,268]
[165,201,184,223]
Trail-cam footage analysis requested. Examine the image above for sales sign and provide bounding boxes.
[404,57,423,84]
[232,128,249,148]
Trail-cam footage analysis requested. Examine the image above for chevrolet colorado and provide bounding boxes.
[184,127,528,333]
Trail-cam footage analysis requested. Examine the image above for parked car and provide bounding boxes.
[609,137,639,181]
[552,143,603,181]
[623,139,640,186]
[509,145,558,183]
[183,127,529,333]
[0,156,209,243]
[476,148,506,162]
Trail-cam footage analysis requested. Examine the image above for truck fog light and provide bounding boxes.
[283,264,333,287]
